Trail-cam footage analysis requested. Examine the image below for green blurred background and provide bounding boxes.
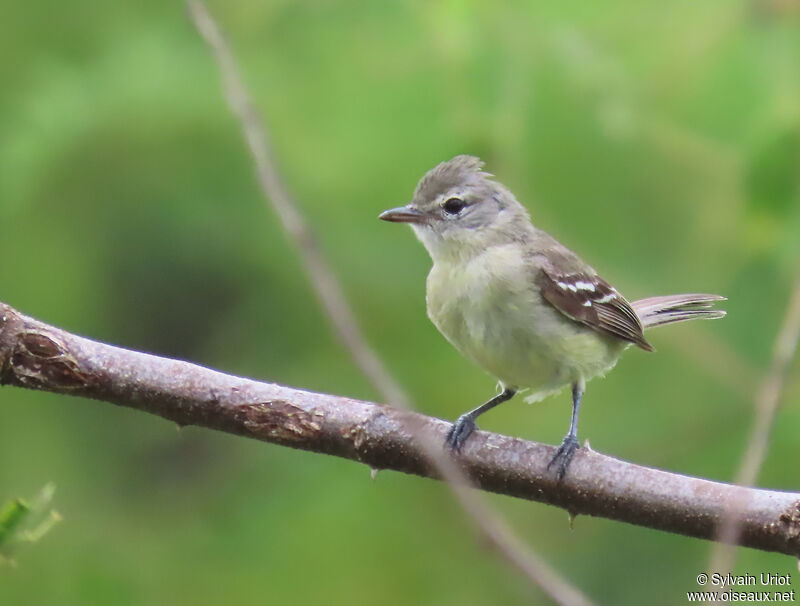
[1,0,799,604]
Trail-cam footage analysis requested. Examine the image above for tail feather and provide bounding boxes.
[632,294,726,330]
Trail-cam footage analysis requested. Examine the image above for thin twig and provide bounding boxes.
[709,270,800,575]
[0,302,799,557]
[185,3,592,604]
[186,1,408,410]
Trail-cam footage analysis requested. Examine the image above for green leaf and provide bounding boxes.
[0,484,60,566]
[0,499,30,547]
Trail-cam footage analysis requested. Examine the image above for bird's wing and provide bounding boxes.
[533,245,653,352]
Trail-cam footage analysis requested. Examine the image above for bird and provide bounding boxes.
[379,155,726,479]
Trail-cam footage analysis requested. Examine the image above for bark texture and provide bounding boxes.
[1,302,798,556]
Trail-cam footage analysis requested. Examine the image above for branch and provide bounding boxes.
[2,303,799,557]
[186,0,409,409]
[710,270,800,573]
[185,4,591,602]
[735,269,800,488]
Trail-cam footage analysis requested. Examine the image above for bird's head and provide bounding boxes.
[379,155,532,261]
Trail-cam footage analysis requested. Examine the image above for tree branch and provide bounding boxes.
[2,301,799,557]
[710,269,800,573]
[185,5,592,602]
[186,0,409,409]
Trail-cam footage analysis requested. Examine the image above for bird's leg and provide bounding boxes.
[547,381,584,480]
[445,387,516,451]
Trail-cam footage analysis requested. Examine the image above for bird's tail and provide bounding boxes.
[632,294,726,330]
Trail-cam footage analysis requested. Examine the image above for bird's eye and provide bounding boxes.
[442,197,466,215]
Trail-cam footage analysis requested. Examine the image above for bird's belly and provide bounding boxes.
[427,261,622,395]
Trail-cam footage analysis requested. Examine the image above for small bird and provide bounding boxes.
[379,155,726,478]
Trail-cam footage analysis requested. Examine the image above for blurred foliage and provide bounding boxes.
[1,0,799,604]
[0,484,61,566]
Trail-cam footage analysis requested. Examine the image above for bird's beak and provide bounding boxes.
[378,205,427,225]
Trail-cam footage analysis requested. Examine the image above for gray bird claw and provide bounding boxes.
[445,414,476,451]
[548,436,580,480]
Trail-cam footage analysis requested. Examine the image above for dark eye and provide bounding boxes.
[442,197,466,215]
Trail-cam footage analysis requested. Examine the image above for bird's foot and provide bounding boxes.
[445,413,477,451]
[547,435,580,480]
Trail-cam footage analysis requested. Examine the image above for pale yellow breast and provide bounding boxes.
[426,244,624,395]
